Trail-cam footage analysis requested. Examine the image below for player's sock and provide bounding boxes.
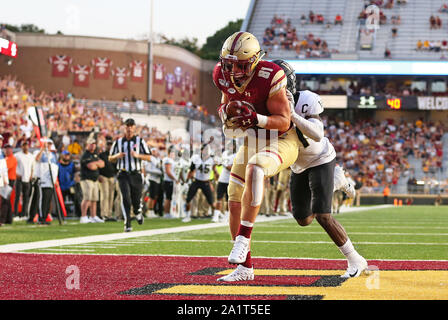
[241,251,252,268]
[237,220,253,239]
[338,238,362,264]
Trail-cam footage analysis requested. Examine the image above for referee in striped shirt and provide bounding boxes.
[109,118,151,232]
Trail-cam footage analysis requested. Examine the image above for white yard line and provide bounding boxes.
[0,205,391,253]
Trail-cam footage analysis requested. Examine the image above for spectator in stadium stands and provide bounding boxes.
[68,139,82,156]
[416,40,423,50]
[309,11,316,24]
[58,150,76,215]
[439,4,448,13]
[335,14,343,25]
[316,14,324,24]
[13,140,34,220]
[436,16,442,29]
[385,0,394,9]
[391,15,401,25]
[384,47,391,58]
[430,15,436,29]
[397,0,407,4]
[300,14,307,26]
[392,27,398,38]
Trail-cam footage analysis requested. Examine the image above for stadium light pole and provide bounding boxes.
[147,0,154,103]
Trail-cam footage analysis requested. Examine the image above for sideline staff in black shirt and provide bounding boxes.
[109,118,151,232]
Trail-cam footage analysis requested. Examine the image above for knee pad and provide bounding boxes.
[249,165,265,207]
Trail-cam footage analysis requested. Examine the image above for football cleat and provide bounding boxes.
[136,213,144,225]
[341,257,368,278]
[228,235,250,264]
[342,182,356,199]
[217,264,254,282]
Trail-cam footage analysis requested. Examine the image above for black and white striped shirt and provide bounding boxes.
[110,136,150,172]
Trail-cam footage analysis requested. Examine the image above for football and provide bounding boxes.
[224,100,256,129]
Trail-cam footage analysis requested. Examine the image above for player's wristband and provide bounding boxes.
[257,114,268,128]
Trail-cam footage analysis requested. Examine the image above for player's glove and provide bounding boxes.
[229,103,258,130]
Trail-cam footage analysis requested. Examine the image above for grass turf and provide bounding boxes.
[3,205,447,261]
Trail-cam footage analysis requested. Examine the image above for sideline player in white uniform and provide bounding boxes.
[276,59,368,279]
[173,149,190,218]
[143,148,163,218]
[214,141,237,222]
[162,147,178,219]
[182,144,221,223]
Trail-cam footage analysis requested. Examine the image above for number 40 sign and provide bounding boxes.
[0,38,18,58]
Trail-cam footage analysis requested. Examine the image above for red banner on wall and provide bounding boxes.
[92,57,112,80]
[130,60,146,82]
[71,65,91,87]
[112,67,130,89]
[49,55,72,77]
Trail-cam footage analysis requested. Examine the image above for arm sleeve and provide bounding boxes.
[291,113,324,142]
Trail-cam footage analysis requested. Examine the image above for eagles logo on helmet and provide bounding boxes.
[220,31,264,87]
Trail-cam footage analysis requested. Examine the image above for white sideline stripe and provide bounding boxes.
[0,205,390,253]
[109,239,448,246]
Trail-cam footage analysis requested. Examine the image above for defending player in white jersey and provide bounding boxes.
[275,60,369,279]
[182,144,221,223]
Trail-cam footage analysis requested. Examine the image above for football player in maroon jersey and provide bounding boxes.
[213,31,300,281]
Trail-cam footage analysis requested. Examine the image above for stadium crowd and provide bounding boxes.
[262,14,340,58]
[0,74,446,226]
[325,116,446,194]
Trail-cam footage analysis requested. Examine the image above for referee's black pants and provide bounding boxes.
[118,171,143,228]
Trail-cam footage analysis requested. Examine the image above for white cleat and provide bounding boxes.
[228,235,250,264]
[217,265,254,282]
[342,183,356,199]
[341,257,368,278]
[182,216,191,223]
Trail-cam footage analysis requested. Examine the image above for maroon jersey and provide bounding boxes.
[213,60,287,134]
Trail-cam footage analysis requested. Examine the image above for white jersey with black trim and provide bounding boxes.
[290,90,336,174]
[190,155,214,182]
[162,157,175,182]
[218,151,236,184]
[174,158,190,182]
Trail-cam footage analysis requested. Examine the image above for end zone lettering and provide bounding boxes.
[418,97,448,110]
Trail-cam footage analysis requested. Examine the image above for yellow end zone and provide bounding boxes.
[156,270,448,300]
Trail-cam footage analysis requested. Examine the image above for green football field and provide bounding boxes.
[1,205,448,261]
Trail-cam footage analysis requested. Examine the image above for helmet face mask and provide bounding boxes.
[220,32,263,85]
